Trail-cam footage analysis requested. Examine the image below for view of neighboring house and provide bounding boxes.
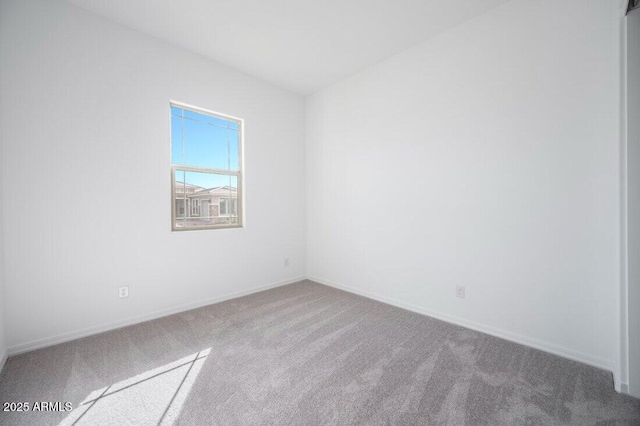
[174,181,238,227]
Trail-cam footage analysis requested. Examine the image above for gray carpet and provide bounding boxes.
[0,280,638,425]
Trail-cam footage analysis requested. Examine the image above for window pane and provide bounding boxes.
[173,170,186,228]
[218,175,239,226]
[183,108,231,128]
[171,106,240,171]
[171,106,183,118]
[228,129,239,171]
[174,170,239,229]
[171,115,183,165]
[184,171,231,190]
[183,118,229,170]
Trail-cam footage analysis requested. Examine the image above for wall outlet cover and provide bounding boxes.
[119,286,129,298]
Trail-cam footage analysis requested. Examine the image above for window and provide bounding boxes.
[171,103,243,230]
[176,199,186,217]
[191,199,200,216]
[219,198,237,216]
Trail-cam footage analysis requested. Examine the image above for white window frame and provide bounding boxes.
[171,102,244,231]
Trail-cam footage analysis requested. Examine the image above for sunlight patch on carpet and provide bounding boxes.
[59,348,210,426]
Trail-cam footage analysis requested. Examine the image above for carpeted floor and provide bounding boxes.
[0,280,638,425]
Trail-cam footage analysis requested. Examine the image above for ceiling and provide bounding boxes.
[65,0,510,95]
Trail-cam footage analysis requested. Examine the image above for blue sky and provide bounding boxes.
[171,106,239,189]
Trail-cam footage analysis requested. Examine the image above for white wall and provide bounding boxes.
[0,0,630,393]
[0,89,6,368]
[307,0,625,379]
[0,0,306,352]
[627,7,640,399]
[0,3,6,362]
[0,275,5,371]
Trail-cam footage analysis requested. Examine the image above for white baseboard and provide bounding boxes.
[6,275,625,394]
[612,371,627,394]
[309,276,616,380]
[8,276,306,356]
[0,349,7,375]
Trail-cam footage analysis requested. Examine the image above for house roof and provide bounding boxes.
[191,186,238,196]
[175,181,203,189]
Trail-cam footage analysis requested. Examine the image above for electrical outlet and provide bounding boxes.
[119,286,129,298]
[284,257,290,267]
[455,285,465,299]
